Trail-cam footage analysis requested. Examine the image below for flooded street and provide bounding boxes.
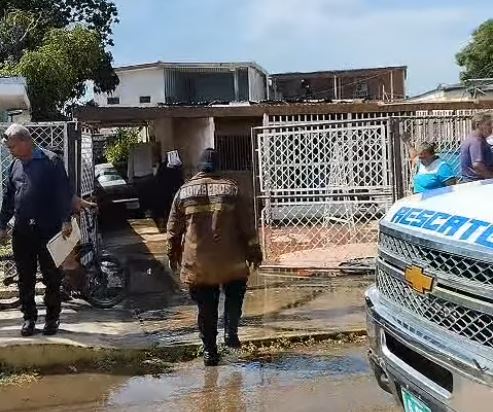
[0,343,399,412]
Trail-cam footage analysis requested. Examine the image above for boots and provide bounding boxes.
[224,309,242,349]
[223,280,246,349]
[21,320,36,337]
[43,318,60,336]
[224,333,242,349]
[203,343,220,367]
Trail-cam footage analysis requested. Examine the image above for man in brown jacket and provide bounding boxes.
[167,148,262,366]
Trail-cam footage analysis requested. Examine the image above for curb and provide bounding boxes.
[260,265,375,277]
[0,328,367,371]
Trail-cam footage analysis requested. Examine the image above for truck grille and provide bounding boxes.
[377,264,493,348]
[380,232,493,287]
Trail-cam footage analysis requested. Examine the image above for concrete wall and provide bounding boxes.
[174,117,215,176]
[151,117,215,177]
[249,68,268,101]
[151,117,175,161]
[95,67,165,106]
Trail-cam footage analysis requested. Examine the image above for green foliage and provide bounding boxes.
[0,0,119,120]
[0,9,47,65]
[105,128,140,165]
[0,0,118,48]
[456,19,493,81]
[14,25,118,119]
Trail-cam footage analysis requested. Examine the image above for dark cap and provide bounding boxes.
[199,148,218,173]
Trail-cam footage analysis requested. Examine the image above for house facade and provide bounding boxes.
[94,61,269,107]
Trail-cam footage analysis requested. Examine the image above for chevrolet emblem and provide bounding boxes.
[405,265,434,294]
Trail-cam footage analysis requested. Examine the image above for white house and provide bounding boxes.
[408,82,493,102]
[94,61,269,107]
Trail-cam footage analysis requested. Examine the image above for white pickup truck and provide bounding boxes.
[366,181,493,412]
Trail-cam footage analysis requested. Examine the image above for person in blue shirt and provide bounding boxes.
[411,141,456,193]
[0,124,73,337]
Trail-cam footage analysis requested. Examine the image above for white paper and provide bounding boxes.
[47,218,81,268]
[167,150,182,167]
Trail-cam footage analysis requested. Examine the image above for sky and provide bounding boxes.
[110,0,492,96]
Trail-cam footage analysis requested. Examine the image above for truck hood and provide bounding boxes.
[382,180,493,252]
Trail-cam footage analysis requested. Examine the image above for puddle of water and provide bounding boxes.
[242,353,369,379]
[0,347,390,412]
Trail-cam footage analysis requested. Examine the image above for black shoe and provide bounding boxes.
[203,348,220,367]
[60,289,73,302]
[42,319,60,336]
[21,320,36,337]
[224,334,242,349]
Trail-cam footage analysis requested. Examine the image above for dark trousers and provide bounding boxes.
[189,279,247,349]
[13,226,62,322]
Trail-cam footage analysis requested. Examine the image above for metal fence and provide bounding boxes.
[253,118,396,269]
[0,122,68,194]
[394,114,476,196]
[0,121,98,296]
[254,110,484,270]
[215,133,252,171]
[0,122,95,242]
[80,131,95,197]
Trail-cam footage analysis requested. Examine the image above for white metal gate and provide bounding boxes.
[0,122,68,194]
[394,114,475,196]
[0,122,96,243]
[253,118,395,269]
[254,111,485,270]
[80,131,95,197]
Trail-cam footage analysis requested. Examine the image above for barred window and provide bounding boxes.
[215,134,252,171]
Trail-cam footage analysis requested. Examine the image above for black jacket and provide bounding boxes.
[0,148,72,237]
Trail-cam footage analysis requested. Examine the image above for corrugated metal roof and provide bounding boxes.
[271,66,408,79]
[75,100,493,126]
[115,61,269,75]
[409,82,493,101]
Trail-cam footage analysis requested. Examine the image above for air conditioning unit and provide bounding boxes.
[0,77,30,110]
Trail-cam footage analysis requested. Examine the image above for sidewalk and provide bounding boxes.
[0,274,372,369]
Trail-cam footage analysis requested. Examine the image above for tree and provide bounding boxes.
[456,19,493,81]
[0,0,119,120]
[0,0,118,46]
[0,9,48,65]
[1,25,119,120]
[105,128,140,168]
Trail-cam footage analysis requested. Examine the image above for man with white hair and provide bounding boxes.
[0,124,72,336]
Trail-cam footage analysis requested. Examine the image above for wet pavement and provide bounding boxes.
[133,273,371,347]
[0,273,371,368]
[0,217,373,369]
[0,343,400,412]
